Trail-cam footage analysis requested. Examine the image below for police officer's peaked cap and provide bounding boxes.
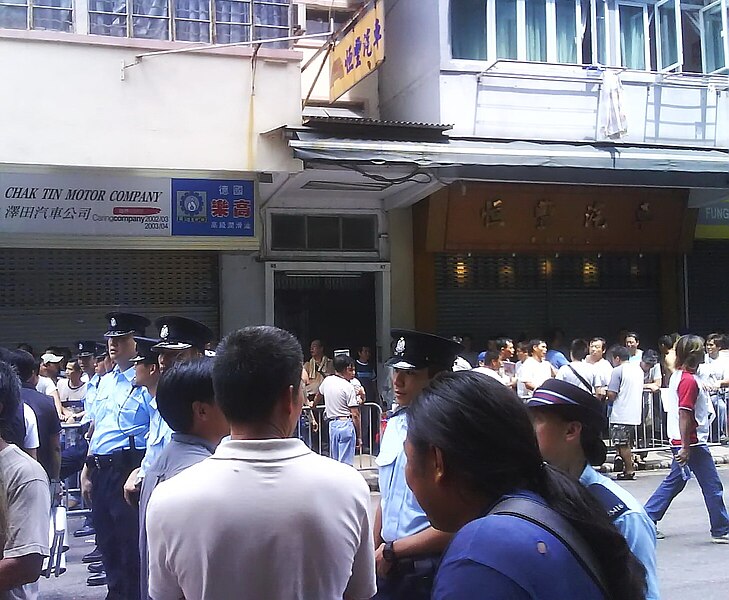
[95,343,109,359]
[75,340,98,358]
[152,316,213,352]
[385,329,462,371]
[528,379,605,427]
[130,337,161,365]
[104,312,151,338]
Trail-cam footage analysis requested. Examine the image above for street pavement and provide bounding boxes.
[40,466,729,599]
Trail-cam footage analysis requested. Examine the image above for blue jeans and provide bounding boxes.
[645,445,729,537]
[329,419,356,465]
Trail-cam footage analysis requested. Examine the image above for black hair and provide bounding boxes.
[408,372,646,600]
[528,339,545,355]
[570,339,589,362]
[609,345,630,362]
[482,350,500,364]
[0,360,21,423]
[16,343,34,356]
[657,334,674,350]
[333,354,354,374]
[9,350,36,383]
[495,337,512,352]
[625,331,639,342]
[213,326,303,424]
[589,337,607,351]
[157,359,215,433]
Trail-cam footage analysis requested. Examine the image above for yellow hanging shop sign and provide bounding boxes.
[329,2,385,103]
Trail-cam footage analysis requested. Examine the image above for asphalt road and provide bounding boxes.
[40,466,729,599]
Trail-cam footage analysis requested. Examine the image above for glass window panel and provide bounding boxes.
[307,216,340,250]
[215,0,249,24]
[595,0,607,64]
[619,4,645,69]
[176,0,209,21]
[526,0,547,61]
[306,8,330,34]
[253,2,287,26]
[657,0,678,68]
[89,0,127,37]
[0,5,28,28]
[702,3,726,72]
[271,215,305,250]
[175,19,210,41]
[133,0,168,16]
[88,0,124,12]
[216,22,249,42]
[450,0,487,60]
[132,16,168,38]
[35,0,71,8]
[496,0,518,58]
[555,0,577,63]
[33,6,72,30]
[254,24,287,46]
[341,217,376,250]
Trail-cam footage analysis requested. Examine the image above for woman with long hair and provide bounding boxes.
[404,371,647,599]
[645,334,729,542]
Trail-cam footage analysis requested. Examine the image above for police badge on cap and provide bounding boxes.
[104,312,151,338]
[386,329,462,371]
[151,316,213,352]
[130,337,161,365]
[75,340,98,358]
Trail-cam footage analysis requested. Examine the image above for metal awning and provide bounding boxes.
[289,133,729,189]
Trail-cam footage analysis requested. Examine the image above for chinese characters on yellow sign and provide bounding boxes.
[329,1,384,103]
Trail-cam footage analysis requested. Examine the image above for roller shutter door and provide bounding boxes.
[435,253,661,344]
[686,241,729,334]
[0,249,219,352]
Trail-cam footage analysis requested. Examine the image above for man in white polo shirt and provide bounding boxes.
[146,326,376,600]
[316,355,361,465]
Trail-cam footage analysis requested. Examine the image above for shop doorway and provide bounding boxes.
[273,271,377,359]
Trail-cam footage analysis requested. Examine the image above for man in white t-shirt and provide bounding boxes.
[57,359,88,422]
[625,332,643,363]
[585,337,613,400]
[146,326,375,600]
[317,355,361,465]
[556,339,597,394]
[608,345,645,480]
[36,352,63,419]
[0,360,51,600]
[517,339,554,400]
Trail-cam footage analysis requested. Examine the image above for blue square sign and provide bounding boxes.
[171,178,254,237]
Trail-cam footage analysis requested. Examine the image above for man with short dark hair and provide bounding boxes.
[585,337,613,400]
[517,339,553,400]
[608,345,645,480]
[316,355,361,465]
[626,332,643,363]
[138,359,229,600]
[146,326,375,599]
[556,339,597,394]
[0,359,51,600]
[473,351,510,386]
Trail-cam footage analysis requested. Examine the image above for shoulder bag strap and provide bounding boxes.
[568,364,594,394]
[488,496,610,598]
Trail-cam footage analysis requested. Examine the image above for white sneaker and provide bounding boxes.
[710,534,729,544]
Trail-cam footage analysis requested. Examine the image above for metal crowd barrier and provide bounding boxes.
[294,402,384,471]
[604,388,728,459]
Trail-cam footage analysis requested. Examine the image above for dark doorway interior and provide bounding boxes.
[274,272,376,359]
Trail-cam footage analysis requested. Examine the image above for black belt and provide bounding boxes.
[389,554,440,577]
[86,449,144,471]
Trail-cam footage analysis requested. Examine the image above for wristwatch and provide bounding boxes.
[382,541,397,563]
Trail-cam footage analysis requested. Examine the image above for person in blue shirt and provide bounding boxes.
[404,370,647,600]
[528,378,660,599]
[80,312,152,600]
[374,329,462,600]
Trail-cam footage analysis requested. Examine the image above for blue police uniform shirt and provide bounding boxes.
[376,409,430,541]
[138,396,173,478]
[580,464,660,600]
[80,373,100,426]
[432,490,606,600]
[88,365,152,455]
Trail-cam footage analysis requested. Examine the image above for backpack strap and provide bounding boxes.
[488,496,609,598]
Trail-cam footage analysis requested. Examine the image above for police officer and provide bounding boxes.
[123,317,213,504]
[527,378,660,600]
[80,312,152,600]
[374,329,462,600]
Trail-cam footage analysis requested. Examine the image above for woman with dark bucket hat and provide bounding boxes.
[528,378,659,599]
[403,371,646,600]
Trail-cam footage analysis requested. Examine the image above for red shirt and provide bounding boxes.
[671,371,699,446]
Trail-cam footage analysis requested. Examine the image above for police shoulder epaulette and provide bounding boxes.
[586,482,629,520]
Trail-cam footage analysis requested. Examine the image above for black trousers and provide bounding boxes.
[90,460,142,600]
